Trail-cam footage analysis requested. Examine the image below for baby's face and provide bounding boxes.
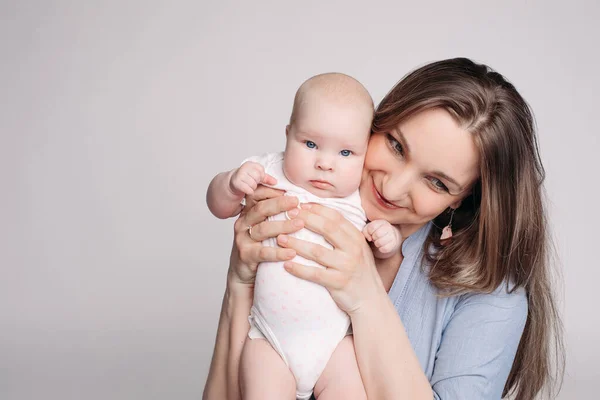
[284,97,371,198]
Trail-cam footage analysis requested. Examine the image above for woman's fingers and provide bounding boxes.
[243,195,299,227]
[250,218,304,241]
[235,218,299,265]
[244,185,285,209]
[294,208,362,250]
[300,203,345,221]
[283,260,341,287]
[242,245,297,265]
[249,186,286,202]
[233,192,303,266]
[277,234,342,269]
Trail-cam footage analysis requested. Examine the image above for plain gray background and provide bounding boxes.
[1,1,598,399]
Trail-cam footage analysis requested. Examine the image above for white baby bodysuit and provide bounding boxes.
[243,152,366,400]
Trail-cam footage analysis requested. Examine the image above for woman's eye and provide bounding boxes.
[386,134,404,156]
[340,149,352,157]
[430,177,449,192]
[305,141,316,149]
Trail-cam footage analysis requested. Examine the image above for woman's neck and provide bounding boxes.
[372,223,425,292]
[397,222,426,242]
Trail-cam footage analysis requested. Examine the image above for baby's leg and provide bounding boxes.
[240,337,296,400]
[313,336,367,400]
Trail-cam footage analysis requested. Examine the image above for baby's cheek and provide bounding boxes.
[337,165,363,196]
[282,152,306,186]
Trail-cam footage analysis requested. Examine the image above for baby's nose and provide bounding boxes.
[315,156,334,171]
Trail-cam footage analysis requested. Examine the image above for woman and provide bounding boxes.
[203,58,564,399]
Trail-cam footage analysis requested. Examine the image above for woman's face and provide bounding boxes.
[359,108,480,236]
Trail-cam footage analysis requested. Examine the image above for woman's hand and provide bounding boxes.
[277,203,386,315]
[228,186,305,288]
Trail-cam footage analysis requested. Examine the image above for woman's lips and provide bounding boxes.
[371,180,400,209]
[310,180,332,190]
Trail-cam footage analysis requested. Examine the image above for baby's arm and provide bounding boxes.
[206,161,277,219]
[362,220,402,259]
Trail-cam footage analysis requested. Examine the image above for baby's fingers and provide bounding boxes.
[241,175,260,192]
[372,227,391,242]
[262,173,277,186]
[378,242,397,254]
[235,180,255,196]
[366,219,388,235]
[374,234,393,249]
[362,226,373,242]
[246,168,264,186]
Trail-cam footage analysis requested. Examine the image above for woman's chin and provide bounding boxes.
[366,208,427,231]
[365,206,400,224]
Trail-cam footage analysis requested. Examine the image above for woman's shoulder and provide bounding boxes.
[453,282,528,323]
[431,283,529,398]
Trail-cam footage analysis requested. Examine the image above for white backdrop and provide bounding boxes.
[1,1,597,398]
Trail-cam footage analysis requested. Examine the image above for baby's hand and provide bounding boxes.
[229,161,277,197]
[362,220,402,257]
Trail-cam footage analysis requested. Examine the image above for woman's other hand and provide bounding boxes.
[229,186,304,287]
[277,203,386,314]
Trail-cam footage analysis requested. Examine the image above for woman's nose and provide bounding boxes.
[383,169,414,203]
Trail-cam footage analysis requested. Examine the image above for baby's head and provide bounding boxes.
[284,73,373,198]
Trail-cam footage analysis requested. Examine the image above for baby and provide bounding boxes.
[206,73,401,399]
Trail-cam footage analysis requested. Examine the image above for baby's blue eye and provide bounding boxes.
[306,141,316,149]
[340,150,352,157]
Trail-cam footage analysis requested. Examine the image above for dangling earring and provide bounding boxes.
[440,208,455,241]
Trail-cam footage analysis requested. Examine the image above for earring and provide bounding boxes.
[440,208,455,241]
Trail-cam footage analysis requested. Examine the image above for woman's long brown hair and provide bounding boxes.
[373,58,565,399]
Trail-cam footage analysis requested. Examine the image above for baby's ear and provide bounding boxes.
[285,124,291,136]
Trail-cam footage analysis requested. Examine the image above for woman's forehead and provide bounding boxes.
[398,109,480,189]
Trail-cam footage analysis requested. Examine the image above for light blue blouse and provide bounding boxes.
[393,222,528,399]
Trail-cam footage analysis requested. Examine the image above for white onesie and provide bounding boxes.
[243,152,366,400]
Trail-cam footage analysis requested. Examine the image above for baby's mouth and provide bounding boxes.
[309,180,333,189]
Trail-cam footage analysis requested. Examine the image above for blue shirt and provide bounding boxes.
[395,223,528,399]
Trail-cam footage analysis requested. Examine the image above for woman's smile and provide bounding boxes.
[370,178,401,210]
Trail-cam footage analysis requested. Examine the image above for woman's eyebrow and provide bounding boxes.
[393,128,411,154]
[434,171,463,191]
[395,128,464,191]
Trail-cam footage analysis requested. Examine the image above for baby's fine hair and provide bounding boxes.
[289,72,374,125]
